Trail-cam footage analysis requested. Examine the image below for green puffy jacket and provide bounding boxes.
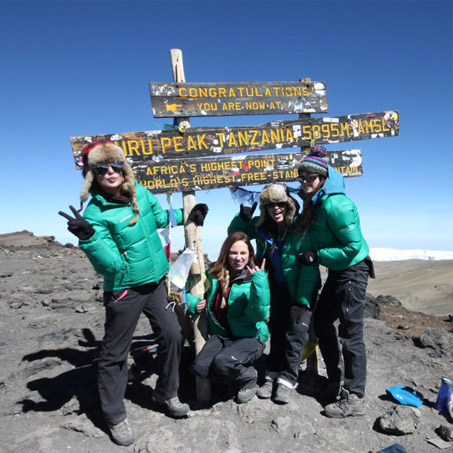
[228,215,321,308]
[309,166,369,271]
[186,269,270,342]
[79,182,183,291]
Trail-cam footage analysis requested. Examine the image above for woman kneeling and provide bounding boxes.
[187,232,270,404]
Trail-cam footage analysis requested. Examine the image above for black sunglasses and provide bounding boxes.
[267,202,287,208]
[93,163,124,176]
[299,173,319,183]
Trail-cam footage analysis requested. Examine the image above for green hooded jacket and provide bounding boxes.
[308,165,369,271]
[79,182,183,291]
[186,269,270,342]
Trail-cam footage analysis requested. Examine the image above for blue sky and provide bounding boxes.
[1,0,452,259]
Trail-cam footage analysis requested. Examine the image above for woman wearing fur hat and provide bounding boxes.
[228,183,321,404]
[59,140,208,446]
[186,231,270,404]
[297,149,374,419]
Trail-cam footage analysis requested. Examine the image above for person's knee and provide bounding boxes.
[160,325,183,346]
[212,355,235,379]
[339,321,363,340]
[192,359,209,379]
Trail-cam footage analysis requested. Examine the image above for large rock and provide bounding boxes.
[412,329,453,354]
[365,293,380,319]
[377,405,421,435]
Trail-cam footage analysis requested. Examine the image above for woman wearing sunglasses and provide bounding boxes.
[59,141,208,446]
[228,183,321,405]
[297,148,374,419]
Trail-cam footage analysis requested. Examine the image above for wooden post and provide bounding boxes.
[170,49,211,404]
[299,77,319,376]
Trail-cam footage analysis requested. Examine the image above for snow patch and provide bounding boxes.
[369,248,453,261]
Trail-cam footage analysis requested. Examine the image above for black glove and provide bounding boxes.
[239,202,258,223]
[58,205,95,240]
[298,251,318,266]
[289,304,308,325]
[188,203,209,227]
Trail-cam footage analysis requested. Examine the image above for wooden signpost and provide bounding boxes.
[150,81,328,117]
[168,50,211,404]
[69,48,399,404]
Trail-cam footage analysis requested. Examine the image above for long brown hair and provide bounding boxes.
[210,231,255,279]
[209,232,255,308]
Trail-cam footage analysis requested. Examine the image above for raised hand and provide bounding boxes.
[239,201,258,223]
[247,258,266,274]
[58,206,95,240]
[188,203,209,227]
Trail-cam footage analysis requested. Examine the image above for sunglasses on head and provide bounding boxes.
[299,173,319,183]
[93,163,124,176]
[267,202,287,208]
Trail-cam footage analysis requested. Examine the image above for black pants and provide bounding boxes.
[267,284,312,386]
[313,260,369,398]
[192,335,264,388]
[99,279,183,425]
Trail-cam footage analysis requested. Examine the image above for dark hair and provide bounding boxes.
[296,176,327,232]
[209,231,255,279]
[297,199,314,232]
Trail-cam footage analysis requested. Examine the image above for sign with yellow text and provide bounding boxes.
[149,81,328,117]
[132,150,363,193]
[70,111,398,168]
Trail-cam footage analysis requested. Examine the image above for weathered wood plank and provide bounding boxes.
[132,150,363,194]
[70,111,398,167]
[149,81,328,117]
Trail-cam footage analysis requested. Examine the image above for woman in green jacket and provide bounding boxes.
[186,231,270,404]
[59,141,208,446]
[297,149,374,419]
[228,184,321,404]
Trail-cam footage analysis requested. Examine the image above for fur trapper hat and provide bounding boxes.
[80,140,139,225]
[256,183,296,227]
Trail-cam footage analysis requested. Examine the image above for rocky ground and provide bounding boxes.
[0,231,452,453]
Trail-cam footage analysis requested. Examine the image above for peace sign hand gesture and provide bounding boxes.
[58,206,95,240]
[247,258,266,274]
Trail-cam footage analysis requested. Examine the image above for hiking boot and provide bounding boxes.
[152,394,190,418]
[319,381,341,402]
[236,384,257,404]
[273,383,292,405]
[324,389,365,418]
[109,418,135,446]
[257,378,274,399]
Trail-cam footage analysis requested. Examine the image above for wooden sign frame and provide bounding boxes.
[133,150,363,193]
[70,110,398,168]
[149,81,328,117]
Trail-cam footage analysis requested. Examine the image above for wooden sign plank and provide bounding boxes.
[133,150,363,194]
[149,81,328,117]
[70,111,398,168]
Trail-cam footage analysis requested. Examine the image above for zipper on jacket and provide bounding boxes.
[120,251,129,282]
